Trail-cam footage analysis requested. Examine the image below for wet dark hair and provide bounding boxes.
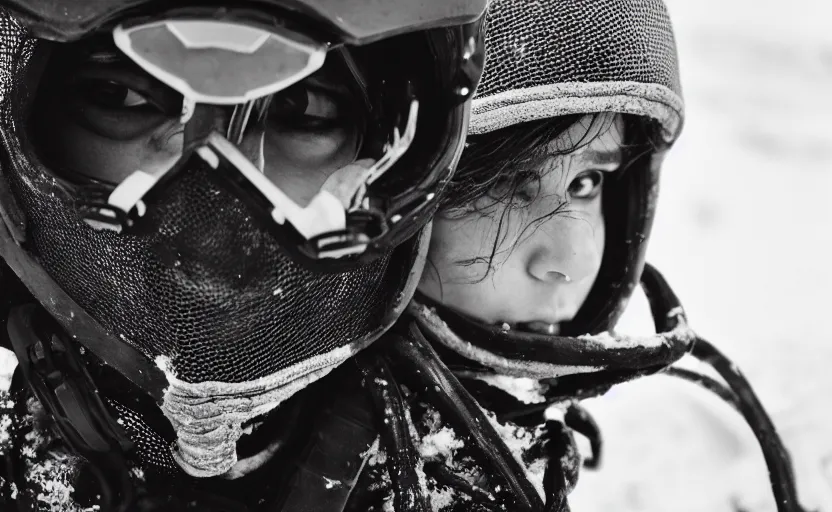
[433,112,661,281]
[440,113,587,212]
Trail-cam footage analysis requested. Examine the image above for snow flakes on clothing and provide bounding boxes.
[474,375,548,404]
[0,391,96,511]
[414,401,550,509]
[419,426,465,461]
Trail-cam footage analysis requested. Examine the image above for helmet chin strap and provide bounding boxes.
[410,263,809,512]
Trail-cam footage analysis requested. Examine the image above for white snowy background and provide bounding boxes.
[569,0,832,511]
[1,0,831,511]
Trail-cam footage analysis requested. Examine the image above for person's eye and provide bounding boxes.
[262,81,364,170]
[568,170,605,200]
[269,85,344,132]
[77,79,155,111]
[59,76,174,140]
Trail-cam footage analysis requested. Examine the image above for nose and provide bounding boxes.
[526,214,603,284]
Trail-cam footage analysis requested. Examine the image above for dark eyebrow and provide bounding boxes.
[581,147,623,166]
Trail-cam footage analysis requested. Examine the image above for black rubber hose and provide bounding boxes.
[542,420,571,512]
[690,338,809,512]
[356,351,431,512]
[639,263,685,333]
[564,403,602,470]
[643,263,810,512]
[422,461,501,509]
[664,366,741,412]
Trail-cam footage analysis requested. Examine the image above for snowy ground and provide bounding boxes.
[2,1,831,511]
[570,1,832,511]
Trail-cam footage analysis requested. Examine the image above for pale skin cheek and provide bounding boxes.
[427,214,509,284]
[422,214,516,322]
[423,220,518,323]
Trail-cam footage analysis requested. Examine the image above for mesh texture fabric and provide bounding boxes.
[470,0,683,138]
[476,0,681,98]
[17,166,407,384]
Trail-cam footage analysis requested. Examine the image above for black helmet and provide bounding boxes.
[0,0,486,483]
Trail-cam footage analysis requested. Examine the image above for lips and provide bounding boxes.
[497,320,560,335]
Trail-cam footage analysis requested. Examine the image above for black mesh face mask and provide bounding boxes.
[0,2,485,478]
